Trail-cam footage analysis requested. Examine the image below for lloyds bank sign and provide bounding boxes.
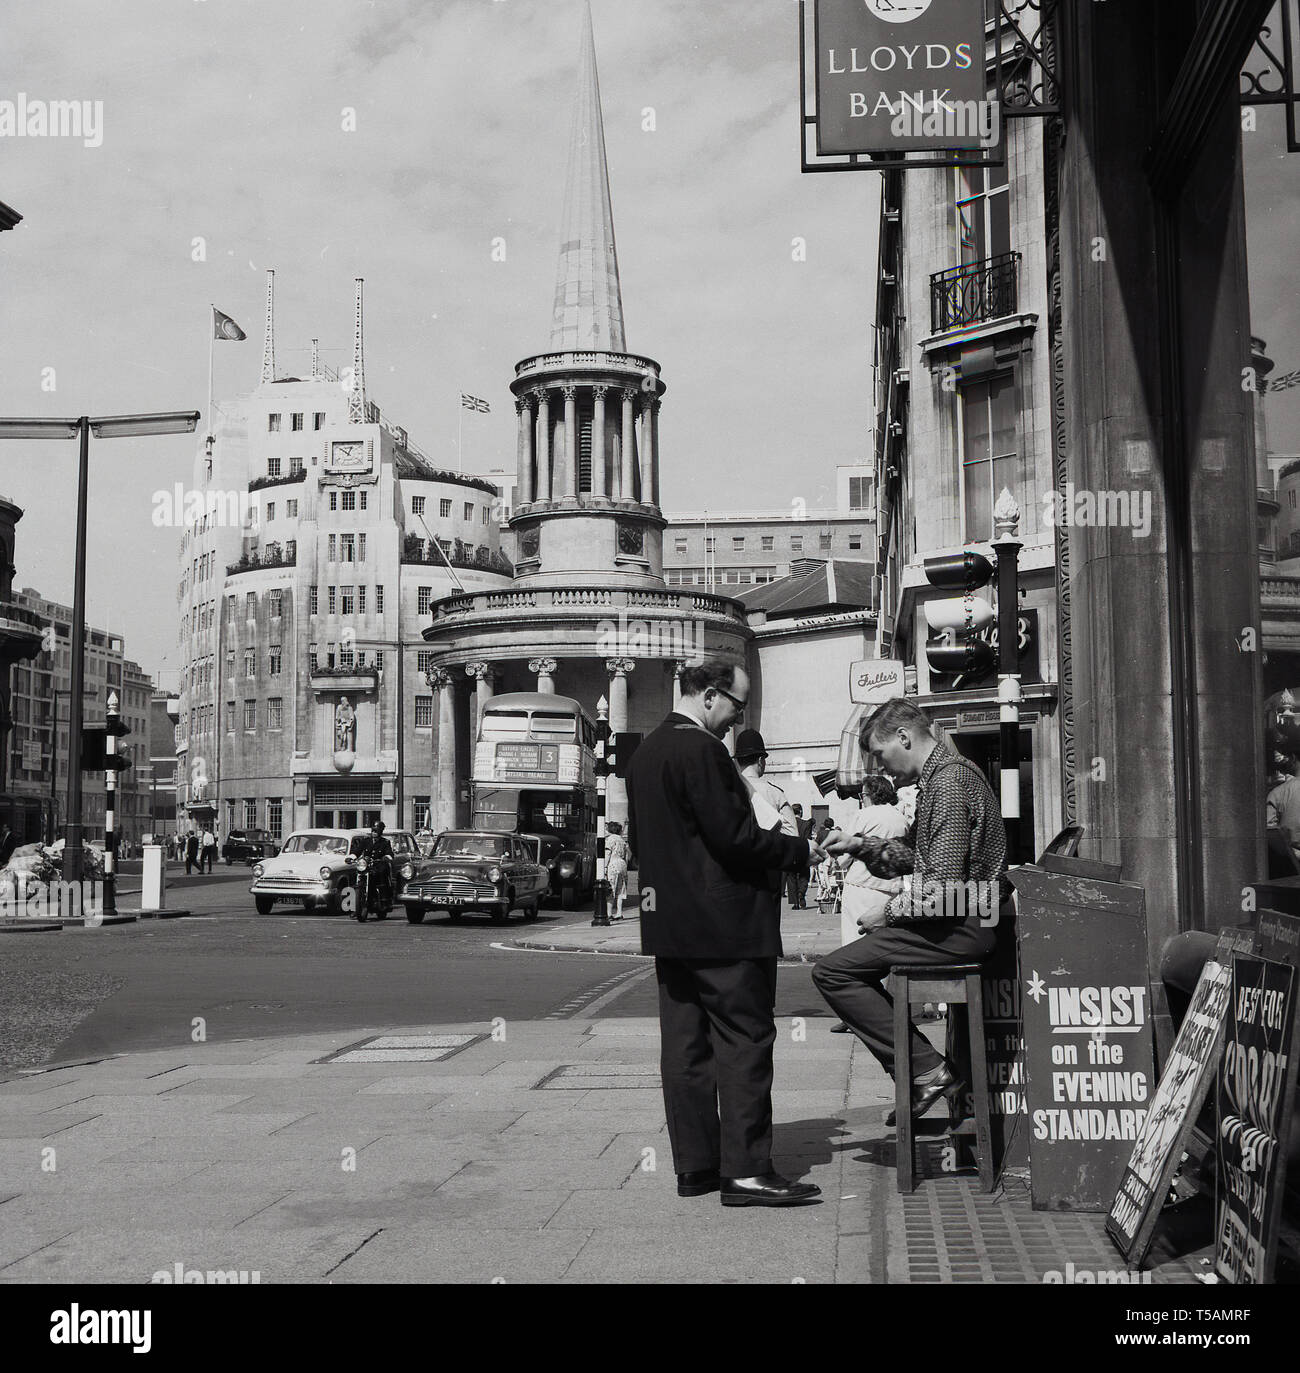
[814,0,992,154]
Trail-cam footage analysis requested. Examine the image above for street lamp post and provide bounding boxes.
[0,412,200,882]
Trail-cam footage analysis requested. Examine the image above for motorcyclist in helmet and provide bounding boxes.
[363,820,394,907]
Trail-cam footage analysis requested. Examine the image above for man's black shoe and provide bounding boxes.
[886,1063,965,1126]
[677,1169,720,1197]
[720,1173,821,1206]
[830,1022,851,1033]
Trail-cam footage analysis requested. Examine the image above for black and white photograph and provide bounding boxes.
[0,0,1298,1331]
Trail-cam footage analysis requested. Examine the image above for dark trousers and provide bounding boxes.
[784,869,809,908]
[812,918,997,1079]
[655,956,779,1178]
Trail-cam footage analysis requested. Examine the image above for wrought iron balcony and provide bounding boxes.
[930,252,1021,334]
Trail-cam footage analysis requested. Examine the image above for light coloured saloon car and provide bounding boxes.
[250,829,418,915]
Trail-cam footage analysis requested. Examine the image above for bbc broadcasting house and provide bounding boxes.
[173,273,514,842]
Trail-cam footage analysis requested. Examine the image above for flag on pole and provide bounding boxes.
[460,393,490,414]
[213,307,247,341]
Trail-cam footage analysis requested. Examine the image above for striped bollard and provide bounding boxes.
[104,690,119,915]
[991,491,1023,864]
[592,695,610,926]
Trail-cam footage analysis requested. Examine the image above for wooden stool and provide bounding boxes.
[892,962,994,1194]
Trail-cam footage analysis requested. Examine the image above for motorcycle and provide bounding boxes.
[351,856,392,922]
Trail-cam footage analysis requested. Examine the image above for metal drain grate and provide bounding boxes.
[317,1033,486,1064]
[899,1175,1197,1284]
[534,1063,661,1090]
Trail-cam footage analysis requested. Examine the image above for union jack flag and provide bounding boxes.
[460,393,490,414]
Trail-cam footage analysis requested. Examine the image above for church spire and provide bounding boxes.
[550,1,626,352]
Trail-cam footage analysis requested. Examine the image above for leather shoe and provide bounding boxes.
[885,1064,966,1127]
[720,1173,821,1206]
[677,1169,720,1197]
[830,1022,851,1033]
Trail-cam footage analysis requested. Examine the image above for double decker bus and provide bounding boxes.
[471,692,597,907]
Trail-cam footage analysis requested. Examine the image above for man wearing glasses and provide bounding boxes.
[626,658,828,1206]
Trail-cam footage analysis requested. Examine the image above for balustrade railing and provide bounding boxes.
[930,251,1021,333]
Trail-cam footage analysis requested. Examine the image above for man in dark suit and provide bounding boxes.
[626,658,827,1206]
[786,805,814,909]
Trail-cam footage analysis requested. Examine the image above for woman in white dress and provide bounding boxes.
[604,821,631,920]
[836,774,909,947]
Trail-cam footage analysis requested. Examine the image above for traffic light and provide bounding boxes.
[923,550,996,678]
[80,726,133,773]
[594,716,612,778]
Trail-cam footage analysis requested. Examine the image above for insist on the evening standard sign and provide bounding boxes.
[814,0,991,155]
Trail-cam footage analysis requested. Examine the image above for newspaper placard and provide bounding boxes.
[1214,954,1298,1283]
[1105,929,1254,1266]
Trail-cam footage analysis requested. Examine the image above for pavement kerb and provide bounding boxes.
[505,907,844,962]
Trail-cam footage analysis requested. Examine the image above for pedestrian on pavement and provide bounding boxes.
[200,827,217,874]
[1267,753,1300,866]
[812,699,1006,1117]
[734,729,799,836]
[184,829,199,876]
[604,820,631,920]
[0,821,16,870]
[837,775,909,945]
[625,658,827,1207]
[786,804,813,909]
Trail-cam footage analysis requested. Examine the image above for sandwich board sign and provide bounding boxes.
[1105,928,1254,1267]
[1213,910,1300,1284]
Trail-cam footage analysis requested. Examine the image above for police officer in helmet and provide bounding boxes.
[364,819,394,903]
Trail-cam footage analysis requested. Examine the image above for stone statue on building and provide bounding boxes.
[334,697,356,754]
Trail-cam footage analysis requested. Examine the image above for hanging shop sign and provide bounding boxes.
[814,0,993,155]
[849,658,906,704]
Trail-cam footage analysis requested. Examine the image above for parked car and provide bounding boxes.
[519,832,569,907]
[400,830,549,925]
[249,828,417,914]
[387,830,421,895]
[223,829,280,865]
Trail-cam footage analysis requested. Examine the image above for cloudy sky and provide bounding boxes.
[0,0,1295,690]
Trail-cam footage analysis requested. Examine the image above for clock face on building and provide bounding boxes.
[329,439,370,473]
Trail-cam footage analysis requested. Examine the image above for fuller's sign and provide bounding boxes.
[814,0,992,155]
[849,658,905,704]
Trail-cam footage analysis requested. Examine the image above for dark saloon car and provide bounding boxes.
[400,831,549,924]
[222,829,280,864]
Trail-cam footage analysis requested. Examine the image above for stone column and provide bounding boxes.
[621,387,637,502]
[529,657,558,694]
[535,390,551,503]
[517,396,535,506]
[466,662,496,741]
[592,385,609,498]
[426,669,457,832]
[639,397,656,510]
[605,658,634,822]
[650,398,661,508]
[563,385,579,501]
[1059,1,1263,956]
